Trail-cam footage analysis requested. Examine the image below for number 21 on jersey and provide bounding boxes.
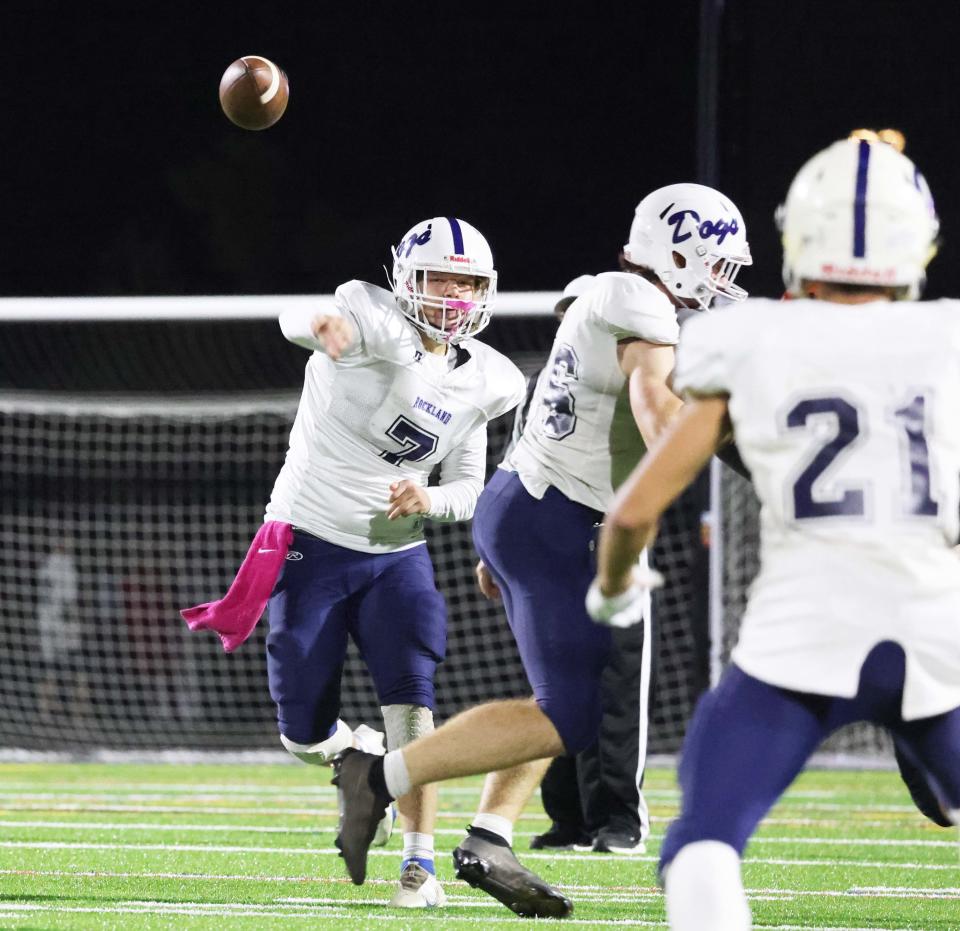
[783,390,939,521]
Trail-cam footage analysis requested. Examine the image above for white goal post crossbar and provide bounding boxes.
[0,293,558,322]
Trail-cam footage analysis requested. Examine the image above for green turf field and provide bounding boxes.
[0,762,956,929]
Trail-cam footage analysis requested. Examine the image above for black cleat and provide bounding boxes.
[530,822,592,850]
[453,830,573,918]
[330,748,392,884]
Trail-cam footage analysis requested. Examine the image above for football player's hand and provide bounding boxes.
[475,560,501,601]
[386,480,431,520]
[310,314,354,360]
[585,566,664,629]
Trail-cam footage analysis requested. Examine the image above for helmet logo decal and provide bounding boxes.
[667,208,740,246]
[820,263,895,282]
[400,223,433,258]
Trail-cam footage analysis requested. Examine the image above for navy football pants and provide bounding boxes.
[266,531,446,745]
[660,640,960,871]
[472,469,612,754]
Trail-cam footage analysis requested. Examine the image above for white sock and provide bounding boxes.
[472,812,514,847]
[402,832,435,864]
[664,840,751,931]
[383,749,413,799]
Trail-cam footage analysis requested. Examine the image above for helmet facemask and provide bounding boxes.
[392,263,496,344]
[657,244,751,310]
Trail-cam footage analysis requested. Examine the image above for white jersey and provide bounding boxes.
[266,281,526,553]
[674,298,960,719]
[504,272,679,511]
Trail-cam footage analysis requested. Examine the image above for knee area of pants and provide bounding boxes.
[378,679,436,712]
[280,719,353,765]
[381,704,434,751]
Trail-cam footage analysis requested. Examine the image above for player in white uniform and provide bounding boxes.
[587,136,960,930]
[505,276,659,857]
[332,184,752,917]
[264,216,525,908]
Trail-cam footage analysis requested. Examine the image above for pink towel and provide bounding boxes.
[181,520,294,653]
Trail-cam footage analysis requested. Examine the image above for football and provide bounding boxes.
[218,56,289,130]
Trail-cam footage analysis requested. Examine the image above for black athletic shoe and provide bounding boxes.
[529,822,593,850]
[453,830,574,918]
[330,748,393,884]
[592,827,646,854]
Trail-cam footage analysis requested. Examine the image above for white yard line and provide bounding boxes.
[773,802,918,813]
[0,792,873,811]
[0,819,953,849]
[1,840,958,871]
[0,804,543,823]
[0,782,673,798]
[0,783,828,801]
[0,802,459,817]
[0,804,344,816]
[4,868,957,900]
[0,786,507,800]
[750,835,960,848]
[0,902,932,930]
[0,802,921,830]
[0,787,880,813]
[0,908,667,927]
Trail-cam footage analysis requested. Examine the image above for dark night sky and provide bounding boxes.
[2,1,959,299]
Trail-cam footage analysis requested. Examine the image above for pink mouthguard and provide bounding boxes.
[445,300,476,312]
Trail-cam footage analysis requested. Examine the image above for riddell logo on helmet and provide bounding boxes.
[444,255,473,264]
[821,264,896,281]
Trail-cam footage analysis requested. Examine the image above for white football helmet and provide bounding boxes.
[623,183,751,310]
[390,217,497,344]
[777,137,939,298]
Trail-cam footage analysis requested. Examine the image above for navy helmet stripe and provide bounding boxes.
[446,217,465,255]
[853,140,871,258]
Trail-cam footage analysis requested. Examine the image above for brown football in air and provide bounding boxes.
[219,56,289,130]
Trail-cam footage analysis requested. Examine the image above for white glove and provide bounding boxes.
[585,566,665,629]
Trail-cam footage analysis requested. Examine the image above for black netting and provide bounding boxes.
[0,315,707,753]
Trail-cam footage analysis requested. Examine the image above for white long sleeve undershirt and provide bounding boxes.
[426,425,487,522]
